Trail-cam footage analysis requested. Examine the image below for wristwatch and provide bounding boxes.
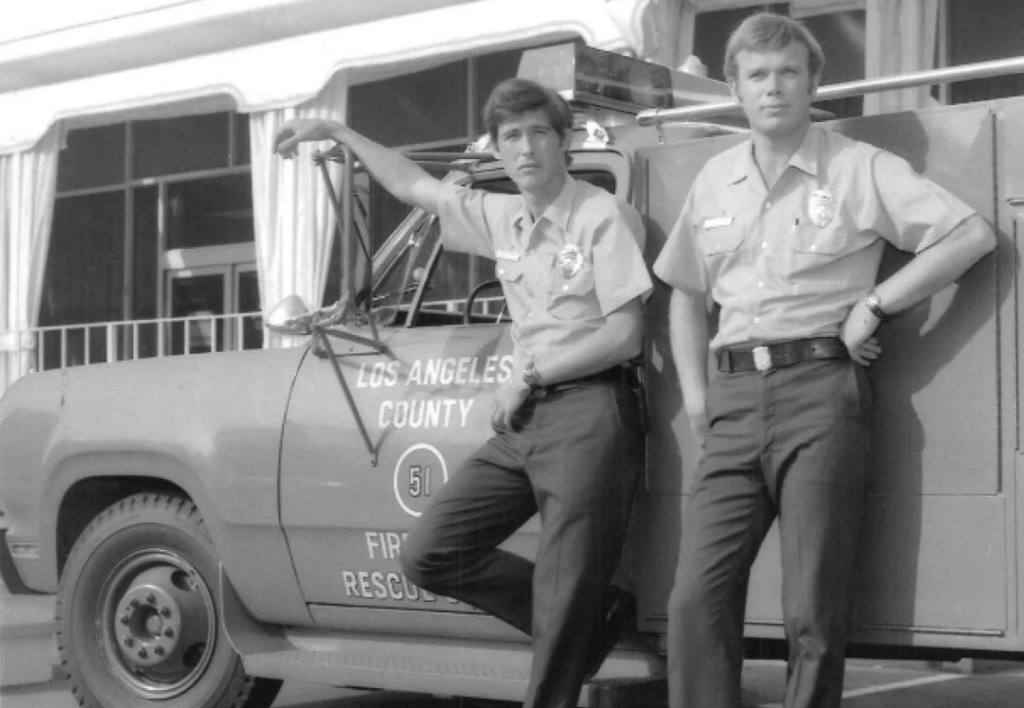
[864,290,890,321]
[523,361,543,388]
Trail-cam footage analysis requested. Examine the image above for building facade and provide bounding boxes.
[2,0,1023,394]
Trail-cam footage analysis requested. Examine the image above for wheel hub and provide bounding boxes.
[100,552,216,698]
[113,568,197,668]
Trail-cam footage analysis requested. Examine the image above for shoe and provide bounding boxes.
[584,588,637,680]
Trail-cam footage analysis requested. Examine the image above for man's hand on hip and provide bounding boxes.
[840,300,883,366]
[492,377,531,431]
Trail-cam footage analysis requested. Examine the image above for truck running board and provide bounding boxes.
[242,636,665,707]
[221,568,665,706]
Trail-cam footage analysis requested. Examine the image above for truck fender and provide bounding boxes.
[219,564,294,659]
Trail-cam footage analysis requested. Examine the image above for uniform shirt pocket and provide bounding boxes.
[696,225,745,257]
[786,220,852,280]
[791,221,849,257]
[496,258,524,283]
[548,267,599,320]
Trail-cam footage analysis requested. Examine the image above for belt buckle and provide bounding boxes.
[752,345,772,372]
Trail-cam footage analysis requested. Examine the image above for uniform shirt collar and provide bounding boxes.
[513,176,577,233]
[725,124,822,185]
[788,125,821,177]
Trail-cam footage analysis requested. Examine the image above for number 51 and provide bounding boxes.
[409,465,431,498]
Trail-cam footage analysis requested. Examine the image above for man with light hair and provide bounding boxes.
[654,12,994,708]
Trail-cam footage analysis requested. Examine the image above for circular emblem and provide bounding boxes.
[557,244,584,279]
[808,189,836,228]
[393,443,449,518]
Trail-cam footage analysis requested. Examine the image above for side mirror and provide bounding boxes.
[264,295,316,336]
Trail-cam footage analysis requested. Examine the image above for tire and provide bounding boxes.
[56,492,282,708]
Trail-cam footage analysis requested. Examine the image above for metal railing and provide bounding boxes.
[20,312,264,374]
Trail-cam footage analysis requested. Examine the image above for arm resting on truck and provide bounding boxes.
[274,119,444,215]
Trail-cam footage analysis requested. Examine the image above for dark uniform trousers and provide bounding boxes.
[668,359,870,708]
[400,379,643,708]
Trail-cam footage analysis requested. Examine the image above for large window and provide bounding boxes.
[350,63,470,148]
[802,9,866,119]
[43,112,254,362]
[690,1,1024,119]
[692,4,789,85]
[945,0,1024,104]
[348,47,531,152]
[327,46,545,306]
[39,192,127,368]
[44,43,556,355]
[166,174,253,250]
[692,3,865,119]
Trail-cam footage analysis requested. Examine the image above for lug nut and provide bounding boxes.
[146,594,156,604]
[164,628,175,638]
[159,607,171,618]
[123,637,134,648]
[154,646,166,657]
[119,615,130,626]
[138,648,148,659]
[129,598,141,608]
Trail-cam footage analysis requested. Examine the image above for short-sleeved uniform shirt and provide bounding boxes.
[438,176,652,358]
[653,125,975,351]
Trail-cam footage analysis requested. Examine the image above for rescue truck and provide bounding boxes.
[2,42,1024,708]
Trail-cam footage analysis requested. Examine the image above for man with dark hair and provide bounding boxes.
[484,77,576,140]
[654,11,994,708]
[275,77,651,708]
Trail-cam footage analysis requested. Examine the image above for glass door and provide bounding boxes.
[234,266,263,350]
[166,267,228,354]
[164,262,262,354]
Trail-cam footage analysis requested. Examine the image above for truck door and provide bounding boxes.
[278,152,633,637]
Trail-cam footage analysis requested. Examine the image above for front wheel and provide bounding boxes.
[56,492,282,708]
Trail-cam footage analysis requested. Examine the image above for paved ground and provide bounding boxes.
[0,586,58,688]
[4,584,1024,707]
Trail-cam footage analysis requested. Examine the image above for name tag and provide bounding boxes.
[702,215,734,229]
[496,249,520,261]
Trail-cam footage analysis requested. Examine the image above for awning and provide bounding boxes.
[0,0,633,155]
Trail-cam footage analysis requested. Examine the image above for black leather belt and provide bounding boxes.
[533,365,635,397]
[718,337,849,373]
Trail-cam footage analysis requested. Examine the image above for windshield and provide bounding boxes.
[369,213,439,327]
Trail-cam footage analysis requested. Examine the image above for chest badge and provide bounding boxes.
[557,244,584,279]
[808,189,837,228]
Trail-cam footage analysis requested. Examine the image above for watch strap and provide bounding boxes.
[865,290,890,321]
[523,361,543,388]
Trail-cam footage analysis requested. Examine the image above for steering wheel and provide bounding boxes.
[463,279,507,325]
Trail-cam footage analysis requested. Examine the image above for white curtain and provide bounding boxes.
[864,0,940,114]
[248,70,349,348]
[0,124,61,392]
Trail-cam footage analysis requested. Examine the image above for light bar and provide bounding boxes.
[517,43,731,114]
